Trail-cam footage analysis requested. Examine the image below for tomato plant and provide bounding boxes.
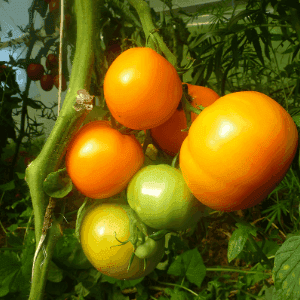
[180,91,299,212]
[103,47,182,130]
[66,120,144,199]
[40,74,54,91]
[46,54,58,70]
[150,84,220,156]
[27,63,45,81]
[80,203,165,280]
[127,164,205,231]
[53,74,67,91]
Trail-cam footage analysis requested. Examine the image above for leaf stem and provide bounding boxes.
[128,0,177,67]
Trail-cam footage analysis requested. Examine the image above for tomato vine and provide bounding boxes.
[26,0,99,299]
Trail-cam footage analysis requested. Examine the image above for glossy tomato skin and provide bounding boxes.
[127,164,205,231]
[80,203,165,280]
[66,121,144,199]
[27,63,45,81]
[151,84,220,156]
[40,74,54,91]
[104,47,182,130]
[180,91,299,212]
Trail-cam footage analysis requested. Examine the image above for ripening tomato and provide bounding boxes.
[151,84,220,156]
[66,121,144,199]
[49,0,59,12]
[80,203,165,280]
[40,74,54,91]
[185,83,220,122]
[180,91,298,212]
[46,54,58,70]
[127,164,205,231]
[53,74,67,91]
[27,63,44,81]
[103,47,182,130]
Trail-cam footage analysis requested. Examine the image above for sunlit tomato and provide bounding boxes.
[40,74,54,91]
[180,91,298,212]
[80,203,165,280]
[103,47,182,130]
[66,121,144,199]
[27,63,44,81]
[150,84,219,156]
[46,54,58,70]
[127,164,205,231]
[53,74,67,91]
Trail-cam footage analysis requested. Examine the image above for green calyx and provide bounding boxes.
[111,204,166,271]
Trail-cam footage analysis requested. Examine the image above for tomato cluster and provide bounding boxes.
[65,46,298,280]
[26,54,67,92]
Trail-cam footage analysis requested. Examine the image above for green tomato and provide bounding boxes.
[135,237,161,259]
[127,164,205,231]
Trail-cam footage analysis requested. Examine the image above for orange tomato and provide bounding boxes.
[150,84,220,156]
[103,47,182,130]
[186,83,220,122]
[180,91,298,212]
[65,121,144,199]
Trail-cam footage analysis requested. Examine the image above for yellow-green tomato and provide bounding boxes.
[79,203,165,280]
[127,164,205,231]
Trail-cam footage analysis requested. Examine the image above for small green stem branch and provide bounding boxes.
[205,267,271,275]
[128,0,178,67]
[247,235,273,270]
[27,0,100,299]
[181,89,202,128]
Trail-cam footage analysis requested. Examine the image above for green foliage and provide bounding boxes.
[273,236,300,299]
[1,0,300,299]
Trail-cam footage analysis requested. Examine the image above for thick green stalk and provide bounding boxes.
[27,0,100,299]
[128,0,178,67]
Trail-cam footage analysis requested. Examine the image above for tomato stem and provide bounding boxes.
[148,229,172,240]
[128,0,178,67]
[27,0,100,299]
[111,231,130,247]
